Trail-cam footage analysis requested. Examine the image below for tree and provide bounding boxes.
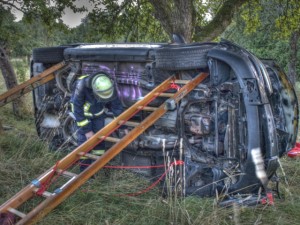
[288,30,299,83]
[274,0,300,83]
[226,0,300,82]
[83,1,169,43]
[0,7,26,116]
[88,0,251,43]
[0,0,87,115]
[149,0,250,42]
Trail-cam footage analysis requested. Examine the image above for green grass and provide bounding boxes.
[1,75,300,224]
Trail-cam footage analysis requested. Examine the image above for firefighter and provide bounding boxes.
[71,73,124,171]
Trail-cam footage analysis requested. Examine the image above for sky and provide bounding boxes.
[61,7,89,27]
[12,0,94,28]
[61,1,95,27]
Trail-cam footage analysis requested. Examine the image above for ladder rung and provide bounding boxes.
[8,207,26,218]
[78,152,100,160]
[174,79,189,84]
[41,191,53,198]
[138,106,158,111]
[56,169,78,178]
[100,136,120,143]
[155,92,174,97]
[33,188,53,198]
[118,120,140,127]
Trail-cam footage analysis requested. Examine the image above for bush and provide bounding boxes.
[11,58,29,83]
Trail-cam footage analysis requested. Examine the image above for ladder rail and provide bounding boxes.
[18,72,208,225]
[0,168,55,213]
[1,72,208,225]
[0,74,176,213]
[0,62,67,107]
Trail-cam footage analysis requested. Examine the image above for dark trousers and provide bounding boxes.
[77,115,106,171]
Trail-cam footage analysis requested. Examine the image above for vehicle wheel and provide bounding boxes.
[55,68,71,96]
[55,63,79,96]
[155,44,215,70]
[62,114,78,146]
[32,46,67,63]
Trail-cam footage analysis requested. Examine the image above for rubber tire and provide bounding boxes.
[155,44,214,70]
[32,46,67,63]
[62,114,78,146]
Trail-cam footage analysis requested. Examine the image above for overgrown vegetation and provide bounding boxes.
[1,76,300,225]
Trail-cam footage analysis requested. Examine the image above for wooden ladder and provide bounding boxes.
[0,62,67,107]
[0,72,208,225]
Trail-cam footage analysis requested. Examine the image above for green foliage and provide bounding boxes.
[238,0,300,38]
[222,3,300,77]
[273,0,300,38]
[193,0,211,27]
[11,59,29,83]
[240,1,262,34]
[80,1,169,43]
[0,7,21,49]
[0,0,87,57]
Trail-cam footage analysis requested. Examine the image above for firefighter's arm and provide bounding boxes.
[72,80,92,133]
[110,96,124,116]
[110,97,128,134]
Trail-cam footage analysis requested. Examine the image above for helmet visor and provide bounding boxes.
[94,86,114,99]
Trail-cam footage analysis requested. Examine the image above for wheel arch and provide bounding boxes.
[207,41,278,192]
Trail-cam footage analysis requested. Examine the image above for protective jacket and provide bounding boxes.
[71,75,123,134]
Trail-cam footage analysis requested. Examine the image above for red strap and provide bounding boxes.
[171,160,184,166]
[36,161,60,196]
[266,192,274,205]
[261,192,274,205]
[170,82,180,91]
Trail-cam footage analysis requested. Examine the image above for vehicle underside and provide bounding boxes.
[31,40,298,197]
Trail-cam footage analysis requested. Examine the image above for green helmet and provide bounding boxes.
[91,74,114,100]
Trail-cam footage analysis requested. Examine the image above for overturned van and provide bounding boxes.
[31,40,298,197]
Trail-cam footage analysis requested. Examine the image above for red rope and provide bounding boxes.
[118,160,184,197]
[78,162,166,169]
[104,165,164,169]
[118,160,184,196]
[80,160,184,196]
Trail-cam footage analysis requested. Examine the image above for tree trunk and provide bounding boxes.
[0,46,25,116]
[148,0,196,43]
[288,30,299,84]
[149,0,249,43]
[0,119,3,134]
